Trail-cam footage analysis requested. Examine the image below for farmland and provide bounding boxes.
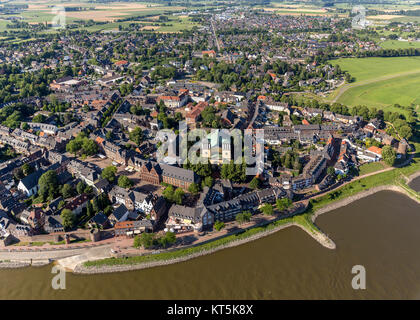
[328,57,420,114]
[0,1,203,33]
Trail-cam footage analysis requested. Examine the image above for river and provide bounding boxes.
[409,176,420,192]
[1,191,420,299]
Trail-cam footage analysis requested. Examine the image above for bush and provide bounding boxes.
[118,175,133,189]
[261,203,274,215]
[214,220,225,231]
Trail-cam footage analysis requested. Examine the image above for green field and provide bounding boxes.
[358,162,387,175]
[328,57,420,112]
[379,40,420,50]
[0,1,203,33]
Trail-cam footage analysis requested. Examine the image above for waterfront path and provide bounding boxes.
[0,245,110,265]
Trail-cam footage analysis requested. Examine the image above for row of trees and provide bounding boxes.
[162,185,185,205]
[133,231,177,249]
[66,132,98,157]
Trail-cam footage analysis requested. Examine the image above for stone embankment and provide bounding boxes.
[4,180,420,274]
[0,260,50,269]
[74,222,304,274]
[74,221,335,274]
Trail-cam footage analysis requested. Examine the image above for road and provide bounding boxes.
[210,19,220,52]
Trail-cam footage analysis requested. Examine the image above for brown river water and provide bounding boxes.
[1,190,420,299]
[409,176,420,192]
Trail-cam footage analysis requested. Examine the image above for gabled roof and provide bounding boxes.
[19,170,44,190]
[112,204,128,221]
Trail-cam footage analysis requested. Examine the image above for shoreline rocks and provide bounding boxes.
[0,261,31,269]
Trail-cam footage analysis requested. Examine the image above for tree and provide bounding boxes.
[159,231,176,248]
[86,200,94,218]
[162,185,175,202]
[276,198,292,211]
[118,175,133,189]
[138,232,155,249]
[398,125,412,140]
[173,188,184,205]
[21,163,33,176]
[84,185,93,194]
[202,176,214,188]
[133,235,142,248]
[61,209,76,230]
[38,170,58,201]
[102,166,117,183]
[382,145,397,166]
[249,177,260,189]
[21,122,29,130]
[261,203,274,215]
[92,197,100,213]
[236,211,252,224]
[214,220,225,231]
[58,200,66,209]
[327,166,336,176]
[81,139,98,156]
[32,114,45,123]
[61,183,74,199]
[65,132,98,157]
[129,127,144,146]
[76,181,86,194]
[97,193,110,210]
[66,139,82,156]
[14,167,25,180]
[188,182,200,194]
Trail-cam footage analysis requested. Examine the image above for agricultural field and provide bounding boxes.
[379,40,420,49]
[260,2,336,16]
[0,1,200,32]
[327,57,420,115]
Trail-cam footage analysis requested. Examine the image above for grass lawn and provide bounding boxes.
[335,72,420,111]
[329,56,420,82]
[379,40,420,50]
[309,155,420,213]
[358,162,386,175]
[328,57,420,112]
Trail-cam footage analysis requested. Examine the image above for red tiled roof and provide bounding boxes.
[367,146,382,155]
[95,136,105,144]
[115,60,128,66]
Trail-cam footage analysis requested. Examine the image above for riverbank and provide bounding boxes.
[406,170,420,186]
[3,161,419,274]
[0,261,29,269]
[310,184,420,223]
[0,260,51,269]
[75,181,419,274]
[74,220,334,274]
